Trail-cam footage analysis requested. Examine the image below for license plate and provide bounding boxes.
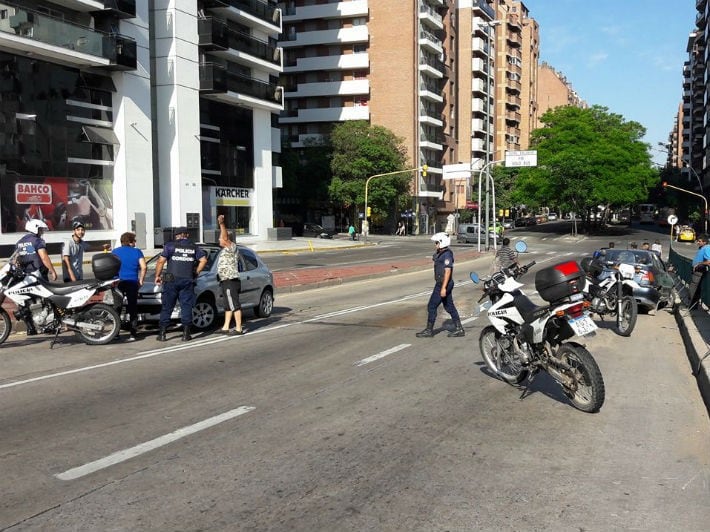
[568,315,598,336]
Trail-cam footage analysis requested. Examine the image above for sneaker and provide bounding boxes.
[126,335,137,342]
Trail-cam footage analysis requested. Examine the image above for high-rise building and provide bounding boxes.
[681,24,706,190]
[279,0,458,234]
[0,1,283,250]
[536,62,587,123]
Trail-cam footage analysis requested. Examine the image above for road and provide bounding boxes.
[1,232,709,531]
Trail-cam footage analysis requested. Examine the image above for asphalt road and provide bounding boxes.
[1,237,709,531]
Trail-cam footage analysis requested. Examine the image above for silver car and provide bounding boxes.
[134,244,275,330]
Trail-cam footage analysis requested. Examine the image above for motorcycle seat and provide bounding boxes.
[41,280,100,295]
[513,292,549,323]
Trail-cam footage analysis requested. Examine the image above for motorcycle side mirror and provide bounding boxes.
[470,272,480,284]
[514,240,528,253]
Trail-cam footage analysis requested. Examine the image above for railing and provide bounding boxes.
[203,0,281,28]
[199,63,282,104]
[198,18,280,66]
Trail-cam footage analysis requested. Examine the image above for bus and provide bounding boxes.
[636,204,657,224]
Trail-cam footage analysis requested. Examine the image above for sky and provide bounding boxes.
[524,0,697,165]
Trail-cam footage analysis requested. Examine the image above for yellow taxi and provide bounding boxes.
[677,225,696,242]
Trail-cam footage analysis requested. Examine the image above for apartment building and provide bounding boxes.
[680,23,706,191]
[0,0,283,250]
[279,0,458,234]
[536,62,586,123]
[664,102,684,170]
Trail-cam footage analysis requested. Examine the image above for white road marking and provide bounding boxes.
[55,406,255,481]
[354,344,410,367]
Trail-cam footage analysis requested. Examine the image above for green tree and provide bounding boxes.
[515,105,657,227]
[328,121,411,221]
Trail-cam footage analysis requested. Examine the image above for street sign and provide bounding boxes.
[442,163,472,180]
[505,150,537,168]
[668,214,678,226]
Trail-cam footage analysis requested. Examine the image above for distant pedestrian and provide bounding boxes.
[154,227,208,341]
[112,232,147,341]
[396,221,405,236]
[641,241,650,251]
[349,224,356,241]
[416,232,464,338]
[61,220,89,282]
[651,240,662,256]
[215,214,245,336]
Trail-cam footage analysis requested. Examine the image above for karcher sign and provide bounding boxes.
[213,186,253,207]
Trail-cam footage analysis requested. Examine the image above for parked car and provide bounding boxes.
[547,212,558,221]
[677,225,696,242]
[514,216,537,227]
[457,223,483,243]
[593,248,675,312]
[501,218,514,229]
[303,223,335,239]
[134,244,275,330]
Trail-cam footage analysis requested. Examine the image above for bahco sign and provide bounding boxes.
[16,183,52,204]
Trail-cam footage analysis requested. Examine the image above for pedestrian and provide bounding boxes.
[651,239,662,256]
[61,220,89,282]
[349,224,356,241]
[112,231,147,341]
[14,219,58,282]
[396,221,405,236]
[215,214,245,336]
[641,241,650,251]
[154,227,207,341]
[416,232,465,338]
[493,237,519,271]
[690,234,710,308]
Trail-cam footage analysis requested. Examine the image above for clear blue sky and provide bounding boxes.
[525,0,696,165]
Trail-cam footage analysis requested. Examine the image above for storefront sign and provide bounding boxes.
[16,183,52,204]
[214,186,253,207]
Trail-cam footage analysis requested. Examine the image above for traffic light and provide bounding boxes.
[421,165,428,177]
[367,206,372,217]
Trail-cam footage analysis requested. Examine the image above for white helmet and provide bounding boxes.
[25,219,48,235]
[431,232,450,248]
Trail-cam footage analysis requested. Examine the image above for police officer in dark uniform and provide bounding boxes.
[416,232,465,338]
[15,219,59,283]
[154,227,207,341]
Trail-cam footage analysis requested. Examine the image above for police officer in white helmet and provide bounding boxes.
[416,232,465,338]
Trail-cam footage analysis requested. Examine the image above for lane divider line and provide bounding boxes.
[354,344,411,367]
[55,406,255,481]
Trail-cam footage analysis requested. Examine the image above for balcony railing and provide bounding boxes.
[198,18,280,66]
[102,0,136,19]
[203,0,281,28]
[1,4,137,70]
[199,63,282,105]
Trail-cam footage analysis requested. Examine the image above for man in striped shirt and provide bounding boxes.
[495,237,519,270]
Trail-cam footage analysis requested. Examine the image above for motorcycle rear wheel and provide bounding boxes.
[74,303,121,345]
[479,326,528,384]
[557,344,605,413]
[613,295,637,337]
[0,308,11,344]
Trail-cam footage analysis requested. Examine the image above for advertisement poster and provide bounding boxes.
[1,176,113,234]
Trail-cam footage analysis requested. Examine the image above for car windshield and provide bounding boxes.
[604,249,663,270]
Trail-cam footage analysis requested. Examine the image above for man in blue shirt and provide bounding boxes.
[112,232,147,341]
[690,234,710,308]
[154,227,207,341]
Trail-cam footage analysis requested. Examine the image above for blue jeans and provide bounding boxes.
[159,278,195,328]
[426,281,460,324]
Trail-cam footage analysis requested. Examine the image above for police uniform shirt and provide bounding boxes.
[161,238,206,279]
[15,233,45,273]
[433,248,454,283]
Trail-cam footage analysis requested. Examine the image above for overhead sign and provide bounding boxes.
[505,150,538,168]
[442,163,472,180]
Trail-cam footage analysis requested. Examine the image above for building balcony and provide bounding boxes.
[506,94,522,107]
[199,63,283,111]
[0,6,136,70]
[283,52,368,72]
[697,9,707,28]
[506,32,522,47]
[199,18,282,72]
[420,81,444,102]
[472,37,492,57]
[203,0,281,33]
[102,0,136,18]
[507,79,522,92]
[419,29,443,54]
[280,26,368,47]
[40,0,135,18]
[471,58,490,75]
[284,79,369,98]
[279,105,369,123]
[419,56,445,78]
[472,0,495,19]
[505,110,521,122]
[471,98,488,113]
[419,179,444,198]
[419,113,443,127]
[419,4,444,30]
[282,0,367,21]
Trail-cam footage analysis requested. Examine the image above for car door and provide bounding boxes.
[237,248,262,309]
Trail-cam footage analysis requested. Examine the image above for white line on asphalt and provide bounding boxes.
[354,344,411,367]
[55,406,255,481]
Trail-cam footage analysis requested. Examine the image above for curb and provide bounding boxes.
[674,305,710,416]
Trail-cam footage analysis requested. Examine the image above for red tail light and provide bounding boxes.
[563,302,585,318]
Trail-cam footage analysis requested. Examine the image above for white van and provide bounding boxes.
[457,223,482,243]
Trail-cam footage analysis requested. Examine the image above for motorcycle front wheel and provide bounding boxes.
[0,308,11,344]
[556,343,605,413]
[74,303,121,345]
[479,325,528,384]
[613,295,637,337]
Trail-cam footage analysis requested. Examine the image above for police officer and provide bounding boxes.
[15,219,58,282]
[154,227,207,341]
[416,232,465,338]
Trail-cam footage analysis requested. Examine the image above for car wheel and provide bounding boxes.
[192,296,217,330]
[256,289,274,318]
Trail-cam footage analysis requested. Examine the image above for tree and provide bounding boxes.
[514,105,657,228]
[328,121,410,222]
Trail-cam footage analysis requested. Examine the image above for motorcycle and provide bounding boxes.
[470,249,605,413]
[580,257,638,337]
[0,254,123,348]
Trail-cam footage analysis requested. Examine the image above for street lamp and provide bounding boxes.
[364,166,424,243]
[663,181,708,233]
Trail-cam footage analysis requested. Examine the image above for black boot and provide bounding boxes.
[416,322,435,338]
[24,320,37,336]
[157,328,167,342]
[182,325,192,342]
[447,320,465,337]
